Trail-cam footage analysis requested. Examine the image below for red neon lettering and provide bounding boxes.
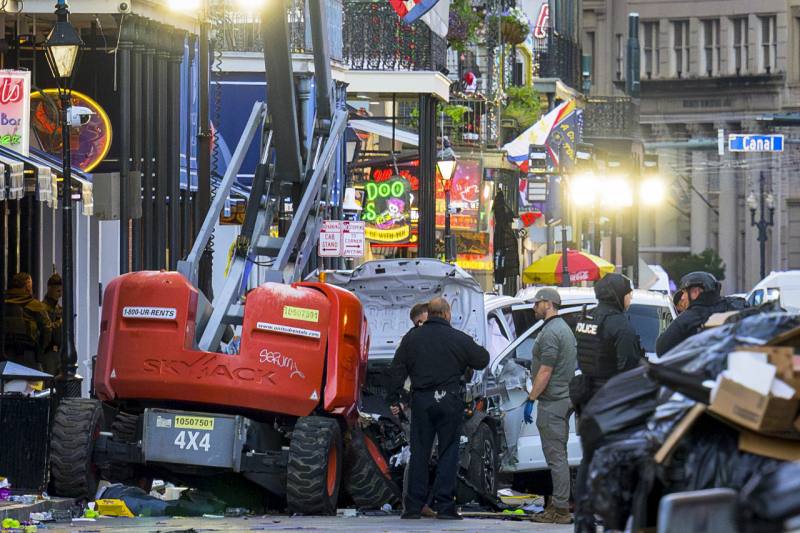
[0,78,22,105]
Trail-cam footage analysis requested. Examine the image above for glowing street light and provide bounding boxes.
[599,176,633,208]
[640,177,666,206]
[569,172,599,207]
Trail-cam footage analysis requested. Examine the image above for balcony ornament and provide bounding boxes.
[489,7,531,46]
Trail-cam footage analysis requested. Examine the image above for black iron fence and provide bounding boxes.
[441,98,500,148]
[582,96,639,139]
[215,0,344,60]
[531,29,581,91]
[342,0,447,71]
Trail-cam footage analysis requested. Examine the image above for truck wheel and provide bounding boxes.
[344,429,401,509]
[50,399,104,499]
[457,422,497,504]
[102,412,152,491]
[286,416,343,515]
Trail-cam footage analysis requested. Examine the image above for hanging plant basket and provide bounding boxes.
[500,18,527,45]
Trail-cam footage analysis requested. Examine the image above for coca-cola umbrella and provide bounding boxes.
[522,250,615,285]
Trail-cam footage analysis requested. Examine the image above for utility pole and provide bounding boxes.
[197,4,213,298]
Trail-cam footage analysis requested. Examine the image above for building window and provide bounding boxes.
[616,33,624,80]
[584,30,596,86]
[759,15,777,73]
[642,21,659,78]
[731,17,749,74]
[672,20,690,77]
[703,19,720,75]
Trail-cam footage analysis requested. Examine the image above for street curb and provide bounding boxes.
[0,498,75,522]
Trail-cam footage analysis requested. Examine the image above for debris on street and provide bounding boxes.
[576,310,800,531]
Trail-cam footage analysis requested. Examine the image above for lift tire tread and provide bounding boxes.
[50,398,104,499]
[456,422,497,504]
[102,412,143,486]
[286,416,342,515]
[343,428,401,509]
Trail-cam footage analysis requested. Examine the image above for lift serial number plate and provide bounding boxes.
[174,415,215,431]
[143,409,243,470]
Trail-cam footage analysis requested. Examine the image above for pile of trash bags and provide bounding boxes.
[577,312,800,533]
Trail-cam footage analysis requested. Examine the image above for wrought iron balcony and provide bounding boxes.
[582,96,639,140]
[342,0,447,71]
[215,0,343,61]
[441,97,500,148]
[531,29,581,91]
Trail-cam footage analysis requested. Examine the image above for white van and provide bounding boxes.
[746,271,800,311]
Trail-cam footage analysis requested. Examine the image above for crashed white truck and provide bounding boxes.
[330,259,538,508]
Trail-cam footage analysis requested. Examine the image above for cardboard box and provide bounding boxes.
[704,311,738,329]
[739,430,800,461]
[736,346,800,398]
[709,375,799,433]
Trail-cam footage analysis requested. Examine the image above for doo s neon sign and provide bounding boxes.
[362,179,407,223]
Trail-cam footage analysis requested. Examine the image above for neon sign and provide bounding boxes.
[362,176,412,243]
[0,70,30,155]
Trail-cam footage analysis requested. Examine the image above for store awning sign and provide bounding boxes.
[0,70,30,156]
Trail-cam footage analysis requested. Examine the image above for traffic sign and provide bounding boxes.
[527,177,548,202]
[342,221,365,258]
[728,134,784,152]
[318,220,343,257]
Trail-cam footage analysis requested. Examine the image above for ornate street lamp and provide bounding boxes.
[437,158,457,263]
[44,0,83,397]
[747,172,775,280]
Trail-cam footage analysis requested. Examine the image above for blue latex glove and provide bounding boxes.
[523,399,535,424]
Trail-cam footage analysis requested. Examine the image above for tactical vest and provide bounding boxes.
[575,312,618,380]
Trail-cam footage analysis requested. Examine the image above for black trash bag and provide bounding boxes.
[167,489,227,516]
[584,436,654,530]
[740,461,800,524]
[658,312,800,378]
[645,393,699,446]
[645,363,710,404]
[665,418,782,493]
[578,367,660,449]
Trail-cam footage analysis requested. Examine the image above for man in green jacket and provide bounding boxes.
[4,272,53,370]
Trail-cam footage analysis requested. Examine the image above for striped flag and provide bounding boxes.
[501,99,579,172]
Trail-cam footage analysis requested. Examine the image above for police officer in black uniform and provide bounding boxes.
[387,297,489,520]
[655,271,739,356]
[571,273,642,533]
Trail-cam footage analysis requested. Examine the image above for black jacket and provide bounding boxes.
[655,290,732,356]
[593,275,643,373]
[387,316,490,404]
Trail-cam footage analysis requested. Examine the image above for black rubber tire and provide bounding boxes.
[102,412,153,491]
[286,416,343,515]
[343,429,402,510]
[50,398,104,499]
[456,422,497,504]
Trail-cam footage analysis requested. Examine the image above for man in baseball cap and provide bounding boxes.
[525,287,576,524]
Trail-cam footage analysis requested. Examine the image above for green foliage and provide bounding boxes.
[502,86,542,130]
[447,0,483,52]
[663,248,727,283]
[441,104,471,127]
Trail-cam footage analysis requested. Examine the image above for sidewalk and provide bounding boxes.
[0,497,75,522]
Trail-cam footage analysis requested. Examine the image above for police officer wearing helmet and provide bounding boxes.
[655,271,729,356]
[571,272,642,533]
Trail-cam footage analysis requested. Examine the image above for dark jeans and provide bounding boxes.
[405,387,462,515]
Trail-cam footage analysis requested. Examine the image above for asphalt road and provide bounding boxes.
[35,514,574,532]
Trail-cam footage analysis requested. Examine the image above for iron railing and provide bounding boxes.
[441,97,500,148]
[342,0,447,71]
[531,29,581,91]
[582,96,639,139]
[215,0,344,60]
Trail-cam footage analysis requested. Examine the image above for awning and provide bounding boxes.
[350,119,419,146]
[0,146,93,213]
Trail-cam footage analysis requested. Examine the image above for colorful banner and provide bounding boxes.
[389,0,442,23]
[0,70,31,156]
[502,99,581,172]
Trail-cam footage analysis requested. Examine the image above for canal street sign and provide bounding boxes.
[728,134,784,152]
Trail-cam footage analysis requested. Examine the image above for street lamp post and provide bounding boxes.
[747,171,775,280]
[437,159,457,263]
[44,0,83,396]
